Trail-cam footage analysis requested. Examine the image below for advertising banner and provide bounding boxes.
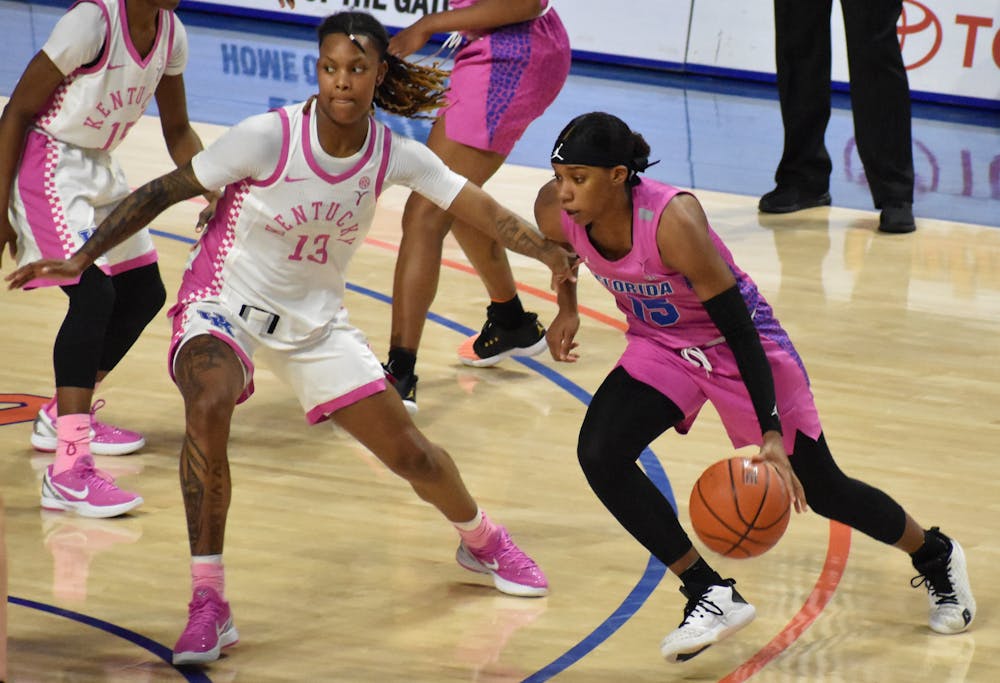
[185,0,999,107]
[688,0,1000,107]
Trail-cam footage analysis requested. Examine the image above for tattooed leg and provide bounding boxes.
[173,334,245,556]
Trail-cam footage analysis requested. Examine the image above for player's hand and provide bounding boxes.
[5,257,84,290]
[754,431,807,513]
[543,244,578,289]
[0,215,17,269]
[388,21,434,59]
[546,311,580,362]
[196,191,220,231]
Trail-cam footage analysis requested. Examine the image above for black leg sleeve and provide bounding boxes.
[577,366,693,567]
[790,431,907,545]
[54,266,116,388]
[99,263,167,374]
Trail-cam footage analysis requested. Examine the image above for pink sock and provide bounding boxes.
[192,557,226,598]
[454,510,500,551]
[52,413,91,475]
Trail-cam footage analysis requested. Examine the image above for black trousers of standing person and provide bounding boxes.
[772,0,914,209]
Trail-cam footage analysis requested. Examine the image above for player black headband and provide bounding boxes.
[550,126,658,180]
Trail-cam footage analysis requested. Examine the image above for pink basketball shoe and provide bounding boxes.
[456,527,549,597]
[31,399,146,456]
[173,587,239,665]
[40,455,143,518]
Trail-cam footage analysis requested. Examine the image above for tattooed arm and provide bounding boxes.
[5,164,207,289]
[446,182,577,284]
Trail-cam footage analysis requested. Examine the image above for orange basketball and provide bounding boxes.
[689,457,791,559]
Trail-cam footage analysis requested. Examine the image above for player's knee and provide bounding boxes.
[113,264,167,326]
[65,269,116,324]
[138,274,167,323]
[577,402,628,457]
[577,430,620,483]
[392,453,435,482]
[380,431,442,482]
[402,195,450,240]
[183,389,237,436]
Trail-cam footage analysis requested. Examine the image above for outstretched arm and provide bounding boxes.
[535,180,580,362]
[445,181,577,285]
[388,0,543,58]
[5,164,207,288]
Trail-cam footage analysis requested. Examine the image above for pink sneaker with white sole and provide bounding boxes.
[173,587,239,665]
[31,399,145,456]
[456,526,549,597]
[41,455,143,518]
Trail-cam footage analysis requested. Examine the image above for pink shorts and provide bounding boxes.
[442,7,570,156]
[617,334,823,455]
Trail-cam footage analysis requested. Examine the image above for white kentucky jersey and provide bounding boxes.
[35,0,178,152]
[177,101,465,347]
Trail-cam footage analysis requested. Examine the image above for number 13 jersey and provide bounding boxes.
[181,101,467,346]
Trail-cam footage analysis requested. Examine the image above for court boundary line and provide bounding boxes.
[6,596,211,682]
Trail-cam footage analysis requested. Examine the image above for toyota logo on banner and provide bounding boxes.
[898,0,943,69]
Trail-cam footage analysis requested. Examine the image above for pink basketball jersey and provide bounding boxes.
[560,179,779,351]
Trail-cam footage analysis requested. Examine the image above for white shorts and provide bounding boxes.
[8,130,157,289]
[168,300,387,424]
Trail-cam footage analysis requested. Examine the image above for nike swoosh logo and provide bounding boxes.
[484,558,500,571]
[107,64,125,70]
[284,176,309,183]
[55,483,90,500]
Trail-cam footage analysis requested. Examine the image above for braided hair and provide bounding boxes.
[317,12,449,118]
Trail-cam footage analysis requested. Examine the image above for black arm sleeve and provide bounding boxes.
[702,285,782,435]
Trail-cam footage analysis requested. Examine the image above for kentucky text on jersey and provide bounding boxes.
[82,86,154,130]
[263,201,359,244]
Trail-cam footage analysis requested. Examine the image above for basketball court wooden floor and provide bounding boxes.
[1,114,997,682]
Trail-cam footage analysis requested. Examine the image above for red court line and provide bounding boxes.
[364,234,851,681]
[722,522,852,681]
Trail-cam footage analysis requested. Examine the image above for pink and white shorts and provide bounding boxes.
[8,130,157,289]
[168,300,386,424]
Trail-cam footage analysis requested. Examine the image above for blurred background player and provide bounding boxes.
[0,0,214,517]
[382,0,571,411]
[8,12,574,665]
[537,112,975,663]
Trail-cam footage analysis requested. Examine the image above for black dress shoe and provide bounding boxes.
[758,186,832,214]
[878,204,916,234]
